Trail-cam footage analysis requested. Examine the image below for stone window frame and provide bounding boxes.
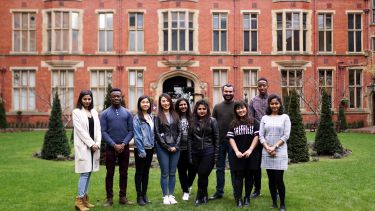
[10,9,38,54]
[241,10,260,54]
[51,69,75,112]
[317,11,335,54]
[241,67,260,100]
[211,67,229,106]
[211,10,229,53]
[372,0,375,24]
[281,68,305,107]
[348,68,363,109]
[346,10,363,54]
[371,36,375,52]
[272,9,312,54]
[127,67,146,112]
[42,9,84,54]
[158,9,199,54]
[95,10,115,54]
[88,67,114,111]
[318,67,335,108]
[127,10,145,53]
[10,67,38,112]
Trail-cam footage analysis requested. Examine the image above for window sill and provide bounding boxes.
[240,51,262,55]
[346,109,368,113]
[95,51,116,55]
[272,51,312,55]
[210,51,231,55]
[317,51,336,55]
[125,51,147,55]
[159,51,198,55]
[346,52,365,55]
[9,51,38,55]
[42,51,84,55]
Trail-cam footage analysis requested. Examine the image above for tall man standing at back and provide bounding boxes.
[100,88,134,206]
[248,77,269,199]
[210,84,236,200]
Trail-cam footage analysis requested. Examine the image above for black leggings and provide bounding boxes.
[233,170,256,199]
[134,148,154,197]
[178,150,197,193]
[192,154,215,198]
[266,169,285,206]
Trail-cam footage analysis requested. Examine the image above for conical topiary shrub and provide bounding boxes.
[41,92,71,160]
[287,90,309,162]
[314,89,343,155]
[338,106,348,131]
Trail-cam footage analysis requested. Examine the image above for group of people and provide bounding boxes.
[72,77,291,211]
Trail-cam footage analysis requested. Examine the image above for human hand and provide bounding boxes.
[235,151,243,159]
[91,144,99,152]
[114,144,123,153]
[243,149,252,158]
[169,147,177,152]
[139,152,147,158]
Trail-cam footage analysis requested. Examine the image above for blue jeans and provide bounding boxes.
[215,141,236,196]
[78,172,91,197]
[156,144,180,196]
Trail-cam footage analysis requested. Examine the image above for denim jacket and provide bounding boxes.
[133,114,155,158]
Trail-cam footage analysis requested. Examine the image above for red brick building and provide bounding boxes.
[0,0,374,127]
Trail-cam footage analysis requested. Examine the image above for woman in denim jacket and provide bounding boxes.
[133,95,155,206]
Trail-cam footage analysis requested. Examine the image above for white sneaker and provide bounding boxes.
[169,195,178,204]
[163,196,170,205]
[182,192,190,201]
[188,186,192,194]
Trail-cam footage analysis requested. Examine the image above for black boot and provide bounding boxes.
[271,201,278,209]
[195,189,203,206]
[243,196,250,206]
[143,195,151,204]
[137,195,146,206]
[279,204,286,211]
[236,198,243,208]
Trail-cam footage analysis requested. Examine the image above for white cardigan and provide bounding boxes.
[73,108,101,173]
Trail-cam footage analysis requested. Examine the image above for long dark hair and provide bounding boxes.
[175,98,192,123]
[191,99,211,130]
[137,95,152,122]
[230,100,254,128]
[265,94,284,115]
[76,90,94,110]
[157,93,179,124]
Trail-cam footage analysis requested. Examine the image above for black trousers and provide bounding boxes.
[233,169,256,199]
[105,146,130,199]
[266,169,285,206]
[134,148,154,197]
[192,153,215,199]
[252,146,263,192]
[177,150,197,193]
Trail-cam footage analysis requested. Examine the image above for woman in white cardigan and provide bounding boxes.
[72,90,101,211]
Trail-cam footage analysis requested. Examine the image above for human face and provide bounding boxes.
[160,96,170,111]
[81,95,92,109]
[110,91,122,107]
[257,80,268,96]
[235,105,247,118]
[197,104,207,118]
[269,98,281,114]
[140,98,150,112]
[178,100,188,113]
[222,86,234,102]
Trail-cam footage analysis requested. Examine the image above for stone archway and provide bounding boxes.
[151,70,207,105]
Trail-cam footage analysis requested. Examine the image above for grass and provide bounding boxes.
[0,131,374,211]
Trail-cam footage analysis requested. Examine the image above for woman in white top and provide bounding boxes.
[259,94,291,211]
[72,90,101,211]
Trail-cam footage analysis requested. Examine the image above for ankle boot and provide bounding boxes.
[195,189,203,205]
[83,194,95,208]
[75,197,89,211]
[236,198,243,208]
[243,196,250,206]
[137,195,146,206]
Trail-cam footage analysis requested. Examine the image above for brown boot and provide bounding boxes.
[83,194,95,208]
[75,197,89,211]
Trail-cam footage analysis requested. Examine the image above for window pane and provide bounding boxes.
[180,30,185,50]
[318,15,324,29]
[63,12,69,28]
[129,71,136,86]
[91,72,97,87]
[243,14,250,29]
[281,71,287,86]
[286,30,292,50]
[319,31,324,51]
[30,13,36,29]
[72,12,79,29]
[213,31,219,51]
[137,13,143,29]
[349,87,355,108]
[286,13,292,28]
[277,13,282,29]
[163,30,168,51]
[179,12,185,28]
[13,89,19,110]
[172,30,177,50]
[244,31,249,51]
[277,30,282,51]
[294,30,300,51]
[137,31,144,51]
[72,30,78,51]
[326,31,332,51]
[221,31,227,51]
[349,70,354,85]
[29,72,35,87]
[29,89,35,110]
[107,31,113,51]
[213,71,219,86]
[221,71,227,84]
[327,71,333,86]
[326,15,332,29]
[221,15,227,29]
[163,12,168,28]
[107,13,113,29]
[348,14,354,29]
[129,31,135,51]
[213,15,219,29]
[356,31,362,51]
[55,30,61,51]
[14,31,20,51]
[251,15,257,29]
[189,30,194,51]
[355,14,361,29]
[99,31,105,51]
[22,13,28,29]
[137,72,143,86]
[172,12,177,28]
[30,31,36,51]
[129,13,135,27]
[99,14,106,29]
[293,13,299,29]
[189,13,194,28]
[356,88,362,107]
[21,31,27,52]
[251,31,257,51]
[348,31,354,52]
[356,70,361,85]
[14,13,20,29]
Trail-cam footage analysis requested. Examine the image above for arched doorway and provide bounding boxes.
[163,76,195,105]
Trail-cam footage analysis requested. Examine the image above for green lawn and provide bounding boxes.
[0,131,374,211]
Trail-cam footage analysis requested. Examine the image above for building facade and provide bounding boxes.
[0,0,374,126]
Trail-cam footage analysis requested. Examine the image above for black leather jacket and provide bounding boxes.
[154,116,181,150]
[188,117,220,161]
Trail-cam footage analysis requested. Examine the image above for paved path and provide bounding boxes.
[348,126,375,134]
